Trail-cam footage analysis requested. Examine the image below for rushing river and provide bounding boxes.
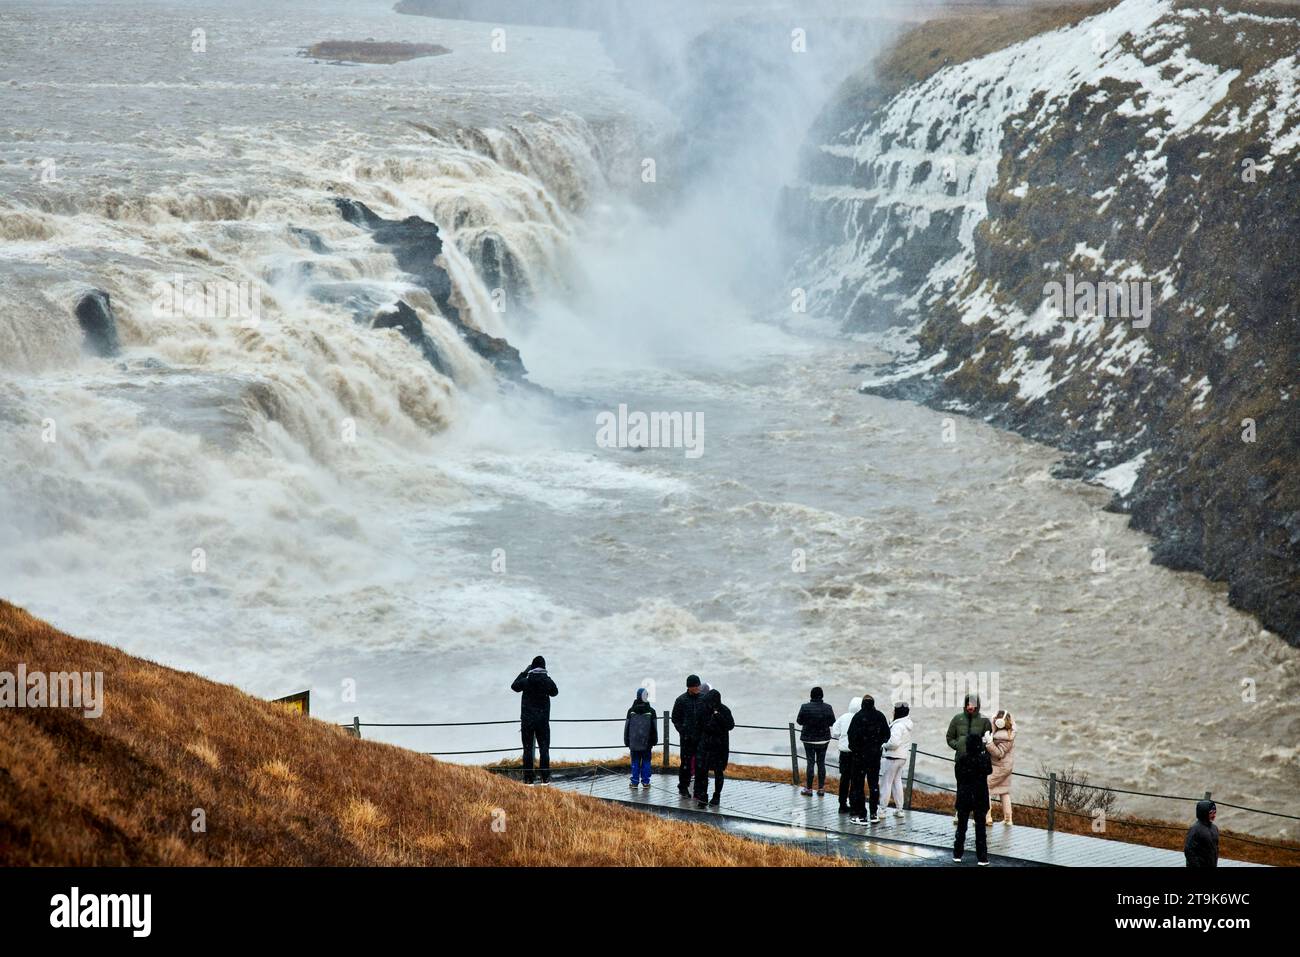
[1,0,1296,838]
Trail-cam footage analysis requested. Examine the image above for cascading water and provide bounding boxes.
[0,0,651,680]
[2,0,1296,837]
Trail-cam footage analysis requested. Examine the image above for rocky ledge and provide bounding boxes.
[333,197,527,381]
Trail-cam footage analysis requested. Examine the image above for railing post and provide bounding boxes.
[1203,790,1212,801]
[904,742,918,810]
[1047,772,1057,833]
[788,722,800,785]
[662,710,671,770]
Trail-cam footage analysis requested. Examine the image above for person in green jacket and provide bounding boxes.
[946,692,994,757]
[948,692,995,824]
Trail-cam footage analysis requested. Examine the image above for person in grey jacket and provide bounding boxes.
[624,688,659,788]
[1184,800,1219,867]
[796,687,835,795]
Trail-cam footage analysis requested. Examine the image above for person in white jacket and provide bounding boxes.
[985,709,1016,825]
[828,697,860,814]
[880,702,913,818]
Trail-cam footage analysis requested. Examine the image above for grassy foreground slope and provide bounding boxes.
[0,601,830,866]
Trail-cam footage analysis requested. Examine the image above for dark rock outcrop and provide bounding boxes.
[475,232,525,302]
[74,291,121,358]
[371,301,450,378]
[289,226,330,254]
[452,323,525,380]
[333,197,527,380]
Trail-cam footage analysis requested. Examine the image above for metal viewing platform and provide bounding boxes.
[551,772,1265,867]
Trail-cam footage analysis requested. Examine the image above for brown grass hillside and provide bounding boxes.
[821,0,1117,128]
[0,601,836,866]
[828,0,1300,123]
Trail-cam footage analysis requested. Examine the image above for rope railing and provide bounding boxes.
[355,717,624,728]
[906,745,1300,821]
[350,718,791,730]
[339,713,1300,831]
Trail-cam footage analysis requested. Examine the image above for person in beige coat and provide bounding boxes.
[985,709,1015,825]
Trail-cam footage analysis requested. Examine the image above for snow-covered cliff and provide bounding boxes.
[791,0,1300,643]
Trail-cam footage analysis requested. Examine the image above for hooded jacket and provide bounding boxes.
[946,695,993,757]
[624,696,659,752]
[829,697,860,751]
[671,688,708,742]
[796,696,836,744]
[1184,801,1219,867]
[511,660,558,724]
[696,689,735,764]
[846,698,891,764]
[884,713,914,759]
[986,728,1015,795]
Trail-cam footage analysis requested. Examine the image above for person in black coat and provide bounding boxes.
[796,687,835,795]
[671,674,706,796]
[511,655,558,785]
[1184,800,1219,867]
[693,688,735,806]
[846,694,891,823]
[953,731,992,864]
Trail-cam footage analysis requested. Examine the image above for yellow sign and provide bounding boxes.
[273,690,310,715]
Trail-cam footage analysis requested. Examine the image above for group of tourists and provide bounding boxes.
[804,688,1014,865]
[515,662,1219,867]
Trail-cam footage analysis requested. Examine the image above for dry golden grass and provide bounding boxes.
[0,601,839,866]
[517,756,1300,867]
[879,1,1118,89]
[828,0,1118,121]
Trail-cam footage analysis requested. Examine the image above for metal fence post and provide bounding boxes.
[351,715,361,739]
[1204,790,1212,801]
[788,723,800,785]
[904,742,918,810]
[662,710,671,770]
[1047,772,1057,833]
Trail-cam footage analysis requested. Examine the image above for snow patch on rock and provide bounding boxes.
[1094,449,1152,496]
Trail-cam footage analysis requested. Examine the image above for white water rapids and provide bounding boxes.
[0,0,1296,837]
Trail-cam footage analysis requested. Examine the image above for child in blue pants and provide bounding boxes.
[624,688,659,787]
